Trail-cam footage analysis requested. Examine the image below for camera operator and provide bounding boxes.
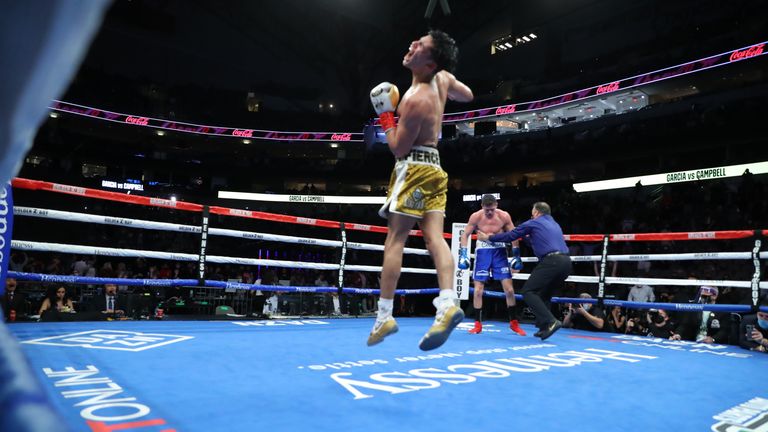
[646,308,675,339]
[563,293,605,332]
[625,309,649,336]
[739,296,768,353]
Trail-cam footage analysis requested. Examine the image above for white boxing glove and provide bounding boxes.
[370,82,400,132]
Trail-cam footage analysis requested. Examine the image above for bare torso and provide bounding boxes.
[468,209,514,236]
[397,71,451,148]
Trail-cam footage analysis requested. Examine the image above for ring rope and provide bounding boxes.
[505,272,767,289]
[12,178,440,238]
[7,271,435,295]
[13,178,768,240]
[473,252,766,262]
[15,206,764,259]
[12,270,766,314]
[13,206,431,256]
[9,241,434,274]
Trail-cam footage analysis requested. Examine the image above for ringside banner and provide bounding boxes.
[451,223,471,300]
[0,182,13,296]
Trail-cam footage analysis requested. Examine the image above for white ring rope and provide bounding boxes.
[473,252,768,262]
[507,273,767,289]
[11,208,764,287]
[14,206,430,255]
[9,240,433,274]
[12,240,761,286]
[15,206,200,233]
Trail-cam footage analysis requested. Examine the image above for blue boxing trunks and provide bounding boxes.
[473,239,510,282]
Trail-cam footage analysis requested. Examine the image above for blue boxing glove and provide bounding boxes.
[510,247,523,271]
[458,247,470,270]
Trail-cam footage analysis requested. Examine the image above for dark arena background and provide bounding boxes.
[1,1,767,431]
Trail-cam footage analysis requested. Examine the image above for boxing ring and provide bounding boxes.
[3,178,768,432]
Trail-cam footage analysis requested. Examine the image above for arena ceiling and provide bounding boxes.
[67,0,766,123]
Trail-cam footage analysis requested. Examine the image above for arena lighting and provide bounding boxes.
[218,190,386,205]
[573,161,768,193]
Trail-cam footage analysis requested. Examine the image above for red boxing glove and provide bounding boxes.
[370,82,400,133]
[379,112,396,133]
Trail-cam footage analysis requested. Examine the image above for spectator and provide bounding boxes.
[605,305,627,333]
[627,283,655,303]
[563,293,606,331]
[72,255,88,276]
[38,285,75,317]
[739,297,768,353]
[9,252,28,272]
[2,278,27,321]
[91,283,126,317]
[671,286,730,344]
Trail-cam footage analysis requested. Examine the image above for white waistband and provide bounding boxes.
[476,240,507,249]
[396,145,440,167]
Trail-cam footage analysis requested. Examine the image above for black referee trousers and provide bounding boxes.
[521,253,572,329]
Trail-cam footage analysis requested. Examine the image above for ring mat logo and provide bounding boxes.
[456,322,501,333]
[712,397,768,431]
[22,330,193,352]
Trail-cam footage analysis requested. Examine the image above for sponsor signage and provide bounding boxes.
[0,182,12,295]
[440,41,768,124]
[49,101,364,142]
[462,193,501,203]
[21,330,193,352]
[325,347,656,400]
[712,397,768,431]
[218,190,386,205]
[451,223,472,301]
[101,180,144,191]
[573,161,768,193]
[42,364,176,429]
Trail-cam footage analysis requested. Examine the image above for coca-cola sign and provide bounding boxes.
[729,43,764,62]
[331,133,352,141]
[437,39,768,123]
[125,116,149,126]
[596,81,620,94]
[49,39,768,139]
[232,129,254,138]
[495,105,517,115]
[49,101,364,142]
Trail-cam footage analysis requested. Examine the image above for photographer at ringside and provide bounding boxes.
[563,293,605,332]
[646,308,675,339]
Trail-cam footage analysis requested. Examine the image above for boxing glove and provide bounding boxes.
[370,82,400,133]
[510,247,523,271]
[458,247,470,270]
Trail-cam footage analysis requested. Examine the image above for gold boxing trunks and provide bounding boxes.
[378,145,448,219]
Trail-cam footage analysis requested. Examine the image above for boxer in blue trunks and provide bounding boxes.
[458,194,525,335]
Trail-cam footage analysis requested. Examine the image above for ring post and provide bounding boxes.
[751,231,763,312]
[597,234,609,307]
[197,205,210,286]
[337,223,347,296]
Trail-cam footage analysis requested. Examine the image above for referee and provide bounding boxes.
[477,202,572,340]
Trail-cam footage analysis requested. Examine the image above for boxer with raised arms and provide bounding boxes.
[367,30,473,351]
